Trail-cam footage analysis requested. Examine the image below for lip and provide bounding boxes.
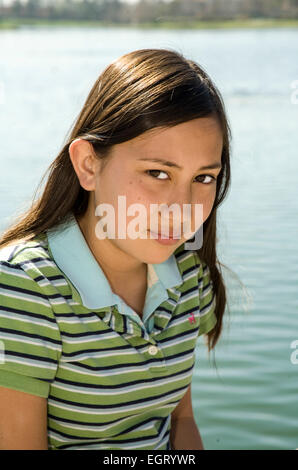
[148,230,181,245]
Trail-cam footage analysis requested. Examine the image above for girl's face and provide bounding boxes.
[94,116,222,264]
[72,116,223,266]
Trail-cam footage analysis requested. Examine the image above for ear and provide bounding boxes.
[68,138,100,191]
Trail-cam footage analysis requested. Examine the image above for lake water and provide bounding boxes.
[0,25,297,450]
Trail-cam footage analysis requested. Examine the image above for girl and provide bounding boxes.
[0,48,231,450]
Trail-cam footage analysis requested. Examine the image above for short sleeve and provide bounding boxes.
[197,259,217,337]
[0,260,62,398]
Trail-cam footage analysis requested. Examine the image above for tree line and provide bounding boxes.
[1,0,298,23]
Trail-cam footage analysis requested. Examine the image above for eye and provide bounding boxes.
[145,170,217,184]
[195,174,217,184]
[146,169,169,180]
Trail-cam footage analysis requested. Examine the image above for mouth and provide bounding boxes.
[148,229,181,240]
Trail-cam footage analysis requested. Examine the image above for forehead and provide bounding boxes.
[135,117,221,145]
[108,117,223,164]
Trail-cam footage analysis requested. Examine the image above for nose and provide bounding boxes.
[159,187,199,235]
[171,185,193,207]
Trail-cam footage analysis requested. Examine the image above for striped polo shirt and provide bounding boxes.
[0,212,217,450]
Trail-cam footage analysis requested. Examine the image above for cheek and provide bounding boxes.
[194,188,216,224]
[94,172,152,225]
[95,168,130,203]
[202,189,216,220]
[94,182,115,207]
[126,177,157,207]
[124,186,151,228]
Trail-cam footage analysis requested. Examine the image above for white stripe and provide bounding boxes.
[1,264,30,278]
[60,331,120,345]
[60,347,141,362]
[48,424,170,449]
[32,259,57,269]
[0,311,60,331]
[49,406,173,434]
[1,288,51,309]
[201,282,212,299]
[178,291,198,305]
[160,328,198,348]
[200,294,216,318]
[50,368,192,397]
[177,252,195,264]
[183,269,199,282]
[3,356,57,369]
[56,316,100,325]
[58,350,194,377]
[0,332,60,351]
[48,388,187,415]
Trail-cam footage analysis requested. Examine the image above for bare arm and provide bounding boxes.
[170,384,204,450]
[0,386,48,450]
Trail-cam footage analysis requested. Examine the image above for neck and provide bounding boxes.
[75,210,147,283]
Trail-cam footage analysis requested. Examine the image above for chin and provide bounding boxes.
[117,238,184,265]
[140,245,180,265]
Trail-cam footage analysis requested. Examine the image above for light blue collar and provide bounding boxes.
[46,212,184,326]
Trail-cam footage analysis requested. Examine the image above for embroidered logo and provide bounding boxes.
[188,313,196,324]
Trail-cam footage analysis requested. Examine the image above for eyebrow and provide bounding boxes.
[138,157,222,171]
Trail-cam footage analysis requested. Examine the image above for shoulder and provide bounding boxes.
[0,233,55,280]
[0,233,58,308]
[0,235,62,396]
[0,233,50,266]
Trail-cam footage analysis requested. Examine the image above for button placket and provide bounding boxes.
[117,298,161,343]
[147,343,167,374]
[146,341,165,361]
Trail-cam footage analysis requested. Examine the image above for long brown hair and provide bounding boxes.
[0,48,235,356]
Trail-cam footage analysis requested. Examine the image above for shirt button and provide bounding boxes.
[148,345,158,355]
